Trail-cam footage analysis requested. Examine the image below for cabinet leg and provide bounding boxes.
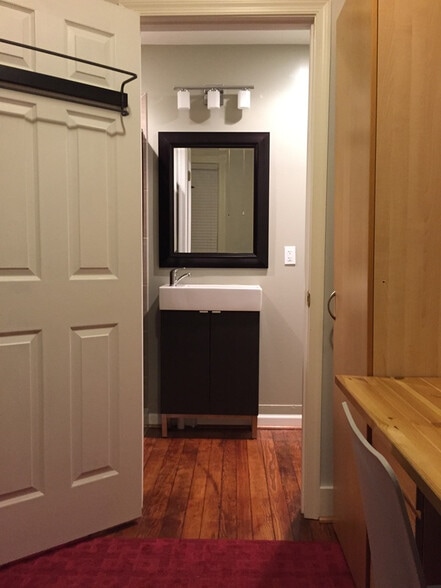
[161,415,168,438]
[251,416,257,439]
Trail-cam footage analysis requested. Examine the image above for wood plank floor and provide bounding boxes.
[108,427,336,542]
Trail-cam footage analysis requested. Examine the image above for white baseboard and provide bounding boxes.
[146,412,302,429]
[146,412,160,426]
[319,485,334,519]
[257,414,302,428]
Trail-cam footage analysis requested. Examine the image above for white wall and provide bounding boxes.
[141,44,310,423]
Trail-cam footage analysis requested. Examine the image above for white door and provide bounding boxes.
[0,0,142,565]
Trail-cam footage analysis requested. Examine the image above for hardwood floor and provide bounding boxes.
[109,427,336,542]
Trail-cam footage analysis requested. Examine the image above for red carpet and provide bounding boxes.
[0,537,354,587]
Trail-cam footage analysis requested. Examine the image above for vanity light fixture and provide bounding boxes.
[174,85,254,111]
[238,88,251,109]
[206,88,221,109]
[177,89,190,110]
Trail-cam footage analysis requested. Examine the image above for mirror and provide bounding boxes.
[158,131,269,268]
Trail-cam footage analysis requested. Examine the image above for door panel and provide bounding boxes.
[0,331,43,500]
[160,311,210,414]
[66,110,119,277]
[210,312,259,415]
[70,325,119,484]
[0,96,40,277]
[0,0,142,565]
[373,0,441,375]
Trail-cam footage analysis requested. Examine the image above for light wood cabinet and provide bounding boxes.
[333,0,441,586]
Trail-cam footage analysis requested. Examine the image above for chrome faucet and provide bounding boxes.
[169,268,191,286]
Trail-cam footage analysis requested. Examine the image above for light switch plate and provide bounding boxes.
[284,245,296,265]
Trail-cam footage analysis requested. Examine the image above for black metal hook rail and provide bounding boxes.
[0,38,137,116]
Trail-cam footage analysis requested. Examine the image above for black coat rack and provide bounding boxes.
[0,38,137,116]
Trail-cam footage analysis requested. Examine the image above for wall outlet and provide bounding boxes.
[284,245,296,265]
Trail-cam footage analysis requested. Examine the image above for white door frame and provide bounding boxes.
[122,0,332,519]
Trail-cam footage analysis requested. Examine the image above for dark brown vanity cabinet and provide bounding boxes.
[160,310,259,427]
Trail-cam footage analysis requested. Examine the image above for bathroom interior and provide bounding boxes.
[138,18,336,523]
[141,25,312,431]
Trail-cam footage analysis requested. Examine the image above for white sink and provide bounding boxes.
[159,284,262,312]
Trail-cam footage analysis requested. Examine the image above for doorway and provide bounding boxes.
[136,2,332,520]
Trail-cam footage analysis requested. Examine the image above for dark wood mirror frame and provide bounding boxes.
[158,131,270,268]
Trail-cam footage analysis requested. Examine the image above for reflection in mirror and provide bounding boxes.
[174,147,254,254]
[159,132,269,268]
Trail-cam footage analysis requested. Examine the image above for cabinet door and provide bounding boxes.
[160,311,210,414]
[210,311,259,415]
[373,0,441,375]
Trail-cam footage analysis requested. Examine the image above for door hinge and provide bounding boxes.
[306,290,311,308]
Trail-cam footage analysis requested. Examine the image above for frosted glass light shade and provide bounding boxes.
[238,89,251,109]
[207,89,221,109]
[177,89,190,110]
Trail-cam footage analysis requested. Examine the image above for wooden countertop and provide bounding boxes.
[335,375,441,516]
